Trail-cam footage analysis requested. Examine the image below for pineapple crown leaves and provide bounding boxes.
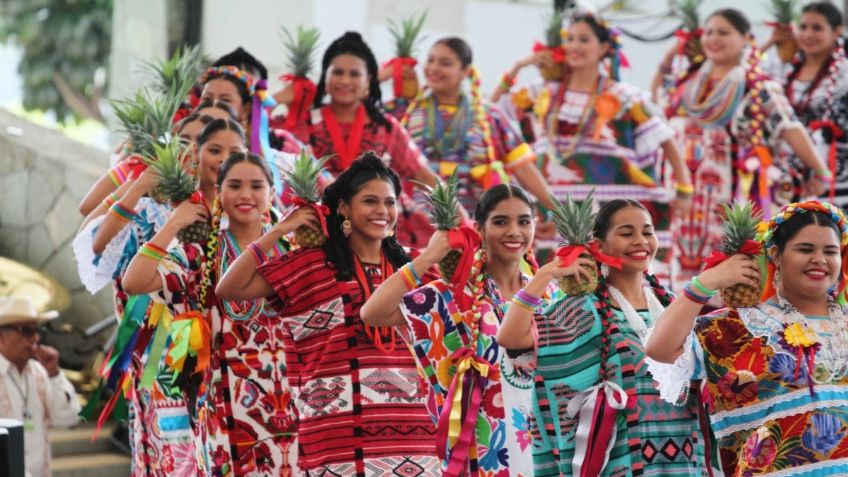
[111,88,184,158]
[283,149,329,203]
[674,0,701,31]
[549,189,597,245]
[280,25,321,78]
[145,137,197,203]
[143,44,203,99]
[720,201,763,255]
[769,0,799,24]
[388,10,428,58]
[425,169,461,230]
[544,6,566,47]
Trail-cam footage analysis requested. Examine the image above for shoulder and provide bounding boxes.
[609,80,650,103]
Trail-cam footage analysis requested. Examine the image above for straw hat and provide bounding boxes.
[0,297,58,327]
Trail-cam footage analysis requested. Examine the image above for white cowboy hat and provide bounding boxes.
[0,297,58,327]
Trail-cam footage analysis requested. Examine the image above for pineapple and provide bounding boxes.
[539,7,566,81]
[144,44,203,99]
[388,11,427,99]
[145,138,211,244]
[675,0,703,63]
[284,150,330,248]
[423,170,462,280]
[281,25,321,78]
[549,190,599,295]
[769,0,799,62]
[112,87,186,159]
[718,201,763,307]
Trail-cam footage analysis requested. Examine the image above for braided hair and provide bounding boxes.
[314,31,391,130]
[322,152,410,280]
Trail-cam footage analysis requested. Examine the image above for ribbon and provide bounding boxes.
[703,239,762,269]
[532,41,566,63]
[290,197,330,237]
[556,243,624,270]
[322,104,366,170]
[382,57,418,98]
[469,160,509,189]
[809,119,843,200]
[593,92,621,141]
[165,310,211,376]
[566,381,630,477]
[126,155,148,178]
[251,79,281,191]
[674,28,703,57]
[280,74,317,131]
[435,348,492,476]
[446,225,483,311]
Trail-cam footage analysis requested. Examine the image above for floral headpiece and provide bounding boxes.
[200,66,257,96]
[570,12,629,80]
[761,200,848,250]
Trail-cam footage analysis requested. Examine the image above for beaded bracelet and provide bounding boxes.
[139,243,167,261]
[682,283,711,304]
[690,276,717,297]
[247,242,267,266]
[515,289,542,307]
[109,202,137,222]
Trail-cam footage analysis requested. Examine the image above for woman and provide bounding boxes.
[361,184,561,476]
[497,199,712,476]
[386,38,556,217]
[646,200,848,475]
[495,13,692,278]
[122,150,305,475]
[656,8,828,291]
[278,31,440,247]
[215,153,440,475]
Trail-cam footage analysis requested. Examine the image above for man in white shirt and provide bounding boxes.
[0,297,80,477]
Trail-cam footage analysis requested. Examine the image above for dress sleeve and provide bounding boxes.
[486,101,535,170]
[615,82,675,160]
[644,328,706,405]
[153,244,199,316]
[399,282,453,397]
[385,114,428,179]
[72,215,127,293]
[739,80,804,145]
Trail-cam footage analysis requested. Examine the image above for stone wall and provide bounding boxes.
[0,109,114,331]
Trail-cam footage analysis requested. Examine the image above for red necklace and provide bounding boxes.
[352,252,397,352]
[322,104,366,170]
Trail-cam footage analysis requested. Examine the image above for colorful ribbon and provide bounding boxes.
[674,28,703,57]
[291,197,330,237]
[469,160,509,189]
[165,310,211,376]
[382,57,418,98]
[446,225,483,311]
[703,239,762,269]
[280,74,317,131]
[809,119,843,200]
[556,243,624,270]
[532,41,566,63]
[435,348,492,476]
[566,381,630,477]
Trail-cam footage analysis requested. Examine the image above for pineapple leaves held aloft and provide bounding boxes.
[719,201,763,256]
[549,189,596,246]
[388,10,428,58]
[111,88,184,158]
[674,0,701,32]
[144,137,197,204]
[769,0,799,24]
[544,6,566,47]
[144,44,203,100]
[284,149,329,204]
[280,25,321,78]
[426,169,462,231]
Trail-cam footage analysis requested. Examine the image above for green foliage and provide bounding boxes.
[388,10,427,58]
[675,0,700,31]
[284,149,329,203]
[426,169,461,230]
[550,189,596,245]
[0,0,112,123]
[280,25,320,78]
[544,6,565,47]
[143,44,202,96]
[720,201,762,255]
[769,0,800,24]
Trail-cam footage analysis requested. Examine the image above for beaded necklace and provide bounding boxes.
[425,95,472,160]
[218,228,281,321]
[546,75,605,160]
[786,41,846,119]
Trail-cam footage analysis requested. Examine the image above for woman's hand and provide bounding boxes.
[275,206,320,236]
[539,255,595,283]
[806,175,829,197]
[273,82,295,106]
[169,201,209,231]
[671,195,692,217]
[131,167,160,196]
[420,230,453,265]
[697,254,761,291]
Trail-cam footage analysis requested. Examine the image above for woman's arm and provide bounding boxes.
[79,176,136,231]
[661,139,693,215]
[490,52,543,103]
[645,254,761,363]
[781,127,829,196]
[216,207,320,301]
[512,160,556,211]
[79,173,120,217]
[91,168,159,255]
[121,201,208,295]
[360,230,452,327]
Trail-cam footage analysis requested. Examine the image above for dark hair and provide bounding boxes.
[322,151,409,279]
[592,199,647,240]
[772,210,842,253]
[571,14,612,51]
[197,118,245,147]
[707,8,751,36]
[212,46,268,80]
[201,76,251,111]
[434,37,473,68]
[802,2,843,30]
[473,184,534,224]
[192,99,238,121]
[175,113,213,135]
[314,31,391,130]
[216,152,273,187]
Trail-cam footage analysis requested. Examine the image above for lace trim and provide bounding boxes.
[71,215,130,293]
[645,327,698,405]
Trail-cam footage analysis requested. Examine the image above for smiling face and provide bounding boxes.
[565,21,610,70]
[597,205,657,274]
[197,129,246,190]
[701,14,748,66]
[326,54,369,108]
[338,178,398,243]
[773,223,842,302]
[200,78,246,118]
[424,43,469,98]
[478,197,535,264]
[797,11,842,58]
[216,161,272,227]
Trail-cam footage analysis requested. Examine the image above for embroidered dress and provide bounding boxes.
[398,276,548,477]
[257,248,440,476]
[517,294,708,477]
[516,78,675,277]
[650,300,848,475]
[666,63,804,292]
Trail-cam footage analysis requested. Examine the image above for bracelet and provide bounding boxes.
[400,263,422,291]
[682,283,711,304]
[514,289,542,307]
[247,242,267,266]
[511,297,537,312]
[109,202,137,222]
[405,263,422,285]
[139,243,167,261]
[690,276,717,297]
[675,182,695,195]
[499,72,516,92]
[813,168,834,181]
[103,192,120,208]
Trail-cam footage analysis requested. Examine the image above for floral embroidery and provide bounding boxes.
[743,427,777,469]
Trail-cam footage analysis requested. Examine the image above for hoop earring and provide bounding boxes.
[342,216,352,237]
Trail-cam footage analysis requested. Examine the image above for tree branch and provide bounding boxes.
[51,71,105,123]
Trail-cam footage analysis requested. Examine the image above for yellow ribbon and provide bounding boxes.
[470,160,508,189]
[446,353,491,447]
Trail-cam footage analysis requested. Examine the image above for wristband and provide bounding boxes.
[682,283,711,304]
[247,242,267,266]
[109,202,137,222]
[103,192,120,208]
[400,263,422,291]
[499,72,516,92]
[813,168,834,181]
[405,263,422,286]
[515,289,542,307]
[690,276,717,297]
[675,182,695,195]
[511,297,537,312]
[139,243,167,261]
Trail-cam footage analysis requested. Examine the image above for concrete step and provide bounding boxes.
[48,425,113,457]
[51,452,130,477]
[49,422,130,477]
